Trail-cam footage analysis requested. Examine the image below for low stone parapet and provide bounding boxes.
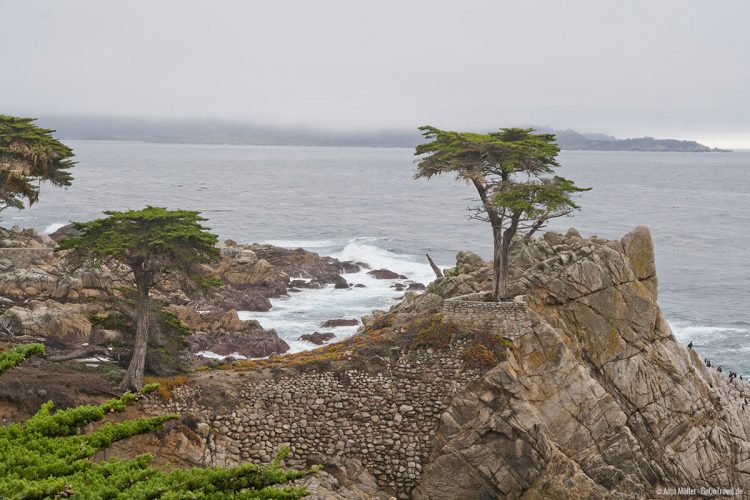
[441,293,531,338]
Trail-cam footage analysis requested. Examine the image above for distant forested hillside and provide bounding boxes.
[33,116,728,151]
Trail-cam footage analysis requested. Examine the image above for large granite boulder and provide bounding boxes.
[169,306,289,358]
[0,300,92,348]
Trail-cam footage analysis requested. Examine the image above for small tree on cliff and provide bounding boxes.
[58,207,219,390]
[0,115,75,213]
[415,126,588,301]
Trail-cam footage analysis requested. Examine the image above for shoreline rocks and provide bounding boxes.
[321,318,359,328]
[169,306,290,358]
[299,331,336,345]
[367,269,407,280]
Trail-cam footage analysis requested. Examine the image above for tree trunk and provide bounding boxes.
[426,254,443,278]
[119,282,150,391]
[491,225,514,302]
[491,226,504,302]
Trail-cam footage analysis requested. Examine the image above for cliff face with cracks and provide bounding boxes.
[413,226,750,498]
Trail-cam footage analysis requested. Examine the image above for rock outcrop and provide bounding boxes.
[299,331,336,345]
[413,226,750,498]
[367,269,407,280]
[0,227,354,361]
[0,300,93,348]
[169,306,290,358]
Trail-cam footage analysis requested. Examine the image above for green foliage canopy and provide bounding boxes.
[0,115,75,212]
[57,206,220,288]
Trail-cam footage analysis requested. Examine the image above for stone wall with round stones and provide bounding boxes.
[441,294,531,338]
[139,302,533,498]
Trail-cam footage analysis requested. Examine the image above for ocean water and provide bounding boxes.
[5,141,749,372]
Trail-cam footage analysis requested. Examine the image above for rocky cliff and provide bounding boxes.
[411,226,750,498]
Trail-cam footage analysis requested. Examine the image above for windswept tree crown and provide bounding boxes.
[414,126,560,181]
[57,206,220,287]
[414,126,586,229]
[0,115,75,211]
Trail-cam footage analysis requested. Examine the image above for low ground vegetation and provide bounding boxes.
[0,344,317,498]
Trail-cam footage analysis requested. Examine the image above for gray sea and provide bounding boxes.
[5,141,749,371]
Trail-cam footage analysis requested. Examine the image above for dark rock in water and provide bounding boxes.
[249,244,360,284]
[299,331,336,345]
[339,261,362,273]
[49,224,82,243]
[321,318,359,328]
[287,287,302,293]
[219,289,272,312]
[407,282,426,291]
[182,308,289,358]
[391,283,406,291]
[289,279,322,289]
[367,269,407,279]
[334,275,350,289]
[354,284,366,288]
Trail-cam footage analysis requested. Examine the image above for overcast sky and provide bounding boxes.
[1,0,749,147]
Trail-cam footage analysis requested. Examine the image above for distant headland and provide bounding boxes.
[536,127,731,152]
[35,116,731,152]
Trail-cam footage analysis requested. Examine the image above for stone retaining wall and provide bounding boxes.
[441,294,531,338]
[141,299,533,498]
[142,342,485,498]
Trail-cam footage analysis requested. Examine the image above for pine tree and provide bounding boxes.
[57,207,220,391]
[0,115,75,214]
[415,126,589,300]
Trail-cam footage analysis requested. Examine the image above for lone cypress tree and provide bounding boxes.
[58,207,220,390]
[0,115,75,213]
[415,126,589,301]
[0,343,315,498]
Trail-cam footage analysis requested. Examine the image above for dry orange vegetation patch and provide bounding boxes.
[204,313,512,375]
[143,375,189,401]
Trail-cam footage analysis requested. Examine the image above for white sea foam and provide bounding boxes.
[332,238,440,285]
[76,356,110,364]
[262,239,344,250]
[668,321,747,342]
[239,238,447,354]
[195,350,248,360]
[43,222,66,234]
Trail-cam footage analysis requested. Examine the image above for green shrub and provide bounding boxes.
[410,318,456,350]
[101,365,126,384]
[0,344,317,498]
[0,343,44,376]
[197,276,223,289]
[160,310,191,335]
